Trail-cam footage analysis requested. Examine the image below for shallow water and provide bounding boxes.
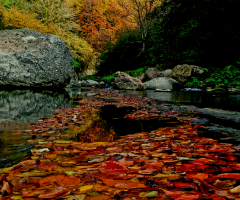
[1,88,240,168]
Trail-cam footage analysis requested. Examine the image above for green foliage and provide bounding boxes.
[0,0,31,10]
[204,64,240,88]
[186,77,201,88]
[124,67,147,77]
[73,56,81,69]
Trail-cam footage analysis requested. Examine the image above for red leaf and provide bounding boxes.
[162,189,184,199]
[99,160,128,175]
[141,162,164,170]
[216,173,240,179]
[224,156,237,161]
[175,194,200,200]
[220,166,232,172]
[173,182,197,189]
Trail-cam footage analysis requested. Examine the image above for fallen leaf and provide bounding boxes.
[99,161,128,175]
[38,186,68,198]
[138,191,158,198]
[216,173,240,179]
[186,173,208,181]
[39,175,80,187]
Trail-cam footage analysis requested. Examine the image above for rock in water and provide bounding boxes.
[143,77,179,90]
[0,28,73,89]
[114,71,146,90]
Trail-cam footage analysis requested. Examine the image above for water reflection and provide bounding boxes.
[0,90,73,127]
[119,90,240,111]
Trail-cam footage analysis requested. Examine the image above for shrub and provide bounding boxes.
[204,64,240,88]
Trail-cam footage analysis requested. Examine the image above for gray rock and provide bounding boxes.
[159,69,172,77]
[135,75,145,81]
[0,28,73,89]
[86,80,98,85]
[65,79,81,88]
[145,68,161,80]
[114,71,146,90]
[170,64,204,83]
[143,77,179,90]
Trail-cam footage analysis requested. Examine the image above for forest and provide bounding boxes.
[1,0,240,89]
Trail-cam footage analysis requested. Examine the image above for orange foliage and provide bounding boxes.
[77,0,133,51]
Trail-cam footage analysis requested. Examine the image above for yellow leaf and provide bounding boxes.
[79,185,94,193]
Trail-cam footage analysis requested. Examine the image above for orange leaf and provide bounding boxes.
[39,175,80,187]
[186,173,208,181]
[38,186,68,198]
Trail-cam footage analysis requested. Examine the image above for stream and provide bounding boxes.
[1,88,240,168]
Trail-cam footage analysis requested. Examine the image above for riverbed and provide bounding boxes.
[1,88,240,168]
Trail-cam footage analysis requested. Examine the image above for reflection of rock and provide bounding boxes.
[0,90,73,125]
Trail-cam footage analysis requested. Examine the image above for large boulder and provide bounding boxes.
[114,71,146,90]
[143,77,179,90]
[170,64,204,83]
[0,28,74,89]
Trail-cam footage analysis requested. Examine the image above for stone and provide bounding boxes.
[143,77,179,90]
[155,89,171,92]
[114,71,146,90]
[86,80,98,85]
[159,69,172,77]
[170,64,204,83]
[135,75,145,81]
[145,68,161,80]
[65,79,81,88]
[0,28,73,89]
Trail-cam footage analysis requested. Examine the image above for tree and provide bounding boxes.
[116,0,166,54]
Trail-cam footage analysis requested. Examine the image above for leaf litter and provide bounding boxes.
[1,89,240,199]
